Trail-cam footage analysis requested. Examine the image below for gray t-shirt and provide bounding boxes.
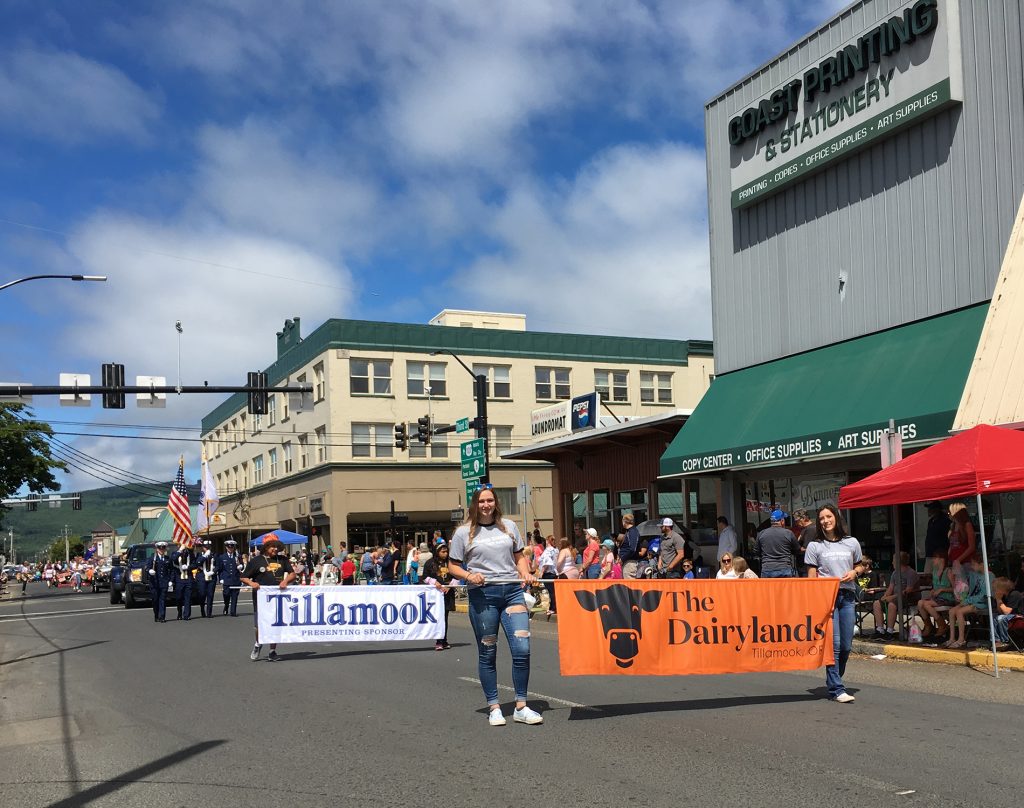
[449,519,524,585]
[755,526,801,573]
[659,531,687,569]
[804,536,863,592]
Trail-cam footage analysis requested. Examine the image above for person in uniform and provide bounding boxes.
[173,542,197,620]
[217,539,244,615]
[195,539,217,618]
[240,538,294,662]
[147,541,174,622]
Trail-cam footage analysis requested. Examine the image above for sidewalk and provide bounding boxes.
[455,601,1024,671]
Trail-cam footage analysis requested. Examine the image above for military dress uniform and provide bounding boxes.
[148,544,175,622]
[195,542,218,617]
[173,546,197,620]
[217,541,243,616]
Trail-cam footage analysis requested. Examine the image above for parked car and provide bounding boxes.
[112,543,199,608]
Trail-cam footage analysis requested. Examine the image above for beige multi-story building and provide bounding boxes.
[200,312,713,551]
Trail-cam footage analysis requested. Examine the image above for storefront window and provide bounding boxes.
[616,489,648,524]
[566,492,587,537]
[589,490,612,539]
[657,479,685,519]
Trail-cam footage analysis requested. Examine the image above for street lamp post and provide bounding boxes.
[0,274,107,292]
[430,350,489,485]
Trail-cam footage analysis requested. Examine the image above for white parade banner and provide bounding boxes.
[256,585,446,644]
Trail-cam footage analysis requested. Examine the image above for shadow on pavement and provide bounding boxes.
[274,642,471,662]
[0,640,108,667]
[568,692,822,720]
[43,739,226,808]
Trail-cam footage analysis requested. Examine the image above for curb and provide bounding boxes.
[852,638,1024,671]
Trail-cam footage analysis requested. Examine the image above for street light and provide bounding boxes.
[0,274,107,292]
[430,349,489,485]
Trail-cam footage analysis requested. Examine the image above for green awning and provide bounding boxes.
[660,304,988,476]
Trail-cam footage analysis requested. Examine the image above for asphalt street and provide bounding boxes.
[1,582,1021,808]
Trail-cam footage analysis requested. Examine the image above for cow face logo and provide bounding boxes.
[574,584,663,668]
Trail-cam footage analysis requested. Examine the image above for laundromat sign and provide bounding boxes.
[531,392,600,439]
[672,412,955,474]
[728,0,963,209]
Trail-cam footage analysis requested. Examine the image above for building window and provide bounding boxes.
[472,364,511,399]
[283,441,293,474]
[281,390,289,421]
[352,423,394,458]
[495,488,520,516]
[535,366,570,400]
[240,461,248,489]
[314,363,325,401]
[230,419,238,448]
[640,371,673,404]
[268,448,278,479]
[350,359,392,395]
[595,370,629,403]
[490,425,512,457]
[253,456,263,484]
[298,434,309,469]
[315,426,327,463]
[267,395,277,426]
[213,430,221,457]
[407,361,447,397]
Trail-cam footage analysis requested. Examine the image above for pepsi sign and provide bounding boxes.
[571,392,599,432]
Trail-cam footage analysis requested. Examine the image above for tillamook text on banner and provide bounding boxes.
[557,579,839,676]
[256,586,445,644]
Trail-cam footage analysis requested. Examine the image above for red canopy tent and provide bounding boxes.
[838,424,1024,676]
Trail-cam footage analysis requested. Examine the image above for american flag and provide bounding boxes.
[168,457,194,547]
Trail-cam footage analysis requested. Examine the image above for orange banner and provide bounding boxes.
[556,579,839,676]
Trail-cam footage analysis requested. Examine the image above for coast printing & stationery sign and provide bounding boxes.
[728,0,963,208]
[256,586,446,643]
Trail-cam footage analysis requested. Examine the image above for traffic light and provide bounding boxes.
[72,493,82,510]
[394,422,408,450]
[26,494,38,511]
[416,415,431,444]
[101,362,126,408]
[247,371,268,415]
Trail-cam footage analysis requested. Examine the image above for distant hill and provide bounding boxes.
[1,482,200,559]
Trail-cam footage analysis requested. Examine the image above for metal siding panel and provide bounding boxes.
[705,0,1024,374]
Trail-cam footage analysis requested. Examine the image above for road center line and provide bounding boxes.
[0,607,128,622]
[457,676,597,711]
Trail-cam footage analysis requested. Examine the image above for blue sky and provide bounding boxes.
[0,0,845,492]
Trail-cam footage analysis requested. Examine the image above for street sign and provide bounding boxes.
[517,481,531,505]
[461,438,485,460]
[450,508,465,522]
[465,480,479,502]
[461,456,486,480]
[456,417,470,433]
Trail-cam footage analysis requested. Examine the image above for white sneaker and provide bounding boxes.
[250,643,262,661]
[834,692,856,704]
[488,708,506,727]
[513,706,543,724]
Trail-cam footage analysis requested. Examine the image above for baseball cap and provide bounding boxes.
[770,509,788,521]
[435,539,447,547]
[661,518,674,527]
[585,528,598,538]
[601,539,615,549]
[924,500,943,510]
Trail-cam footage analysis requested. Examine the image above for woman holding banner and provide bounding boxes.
[805,505,867,704]
[449,485,542,727]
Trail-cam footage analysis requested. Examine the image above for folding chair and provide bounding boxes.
[1006,615,1024,653]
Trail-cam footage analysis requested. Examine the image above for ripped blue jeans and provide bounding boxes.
[467,583,531,705]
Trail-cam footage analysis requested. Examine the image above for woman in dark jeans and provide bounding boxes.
[422,542,456,650]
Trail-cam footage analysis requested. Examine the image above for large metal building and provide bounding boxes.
[661,0,1024,567]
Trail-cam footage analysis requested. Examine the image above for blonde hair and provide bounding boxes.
[948,502,968,521]
[465,487,508,544]
[732,557,749,574]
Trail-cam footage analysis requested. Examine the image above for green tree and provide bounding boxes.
[0,404,67,526]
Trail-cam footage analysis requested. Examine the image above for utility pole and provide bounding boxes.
[64,525,70,565]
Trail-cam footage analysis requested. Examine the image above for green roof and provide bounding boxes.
[660,304,987,476]
[202,317,713,431]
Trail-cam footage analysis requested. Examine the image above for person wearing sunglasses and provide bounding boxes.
[716,555,737,579]
[680,560,695,579]
[449,485,542,726]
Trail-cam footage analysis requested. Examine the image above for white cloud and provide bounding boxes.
[0,47,160,144]
[193,121,382,254]
[456,142,711,340]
